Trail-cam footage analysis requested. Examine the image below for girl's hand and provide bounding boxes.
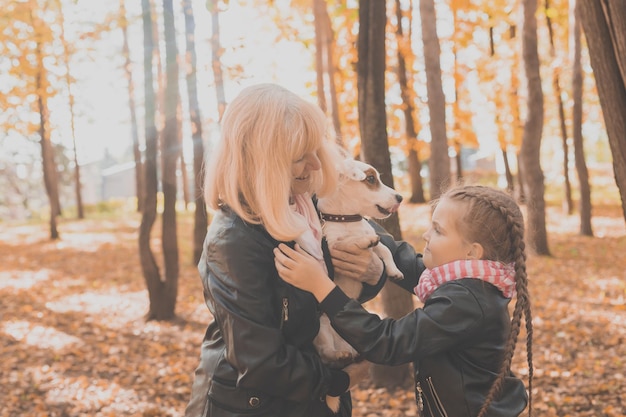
[274,243,336,301]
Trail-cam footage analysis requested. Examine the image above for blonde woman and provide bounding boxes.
[185,84,386,417]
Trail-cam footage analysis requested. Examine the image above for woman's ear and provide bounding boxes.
[467,242,484,260]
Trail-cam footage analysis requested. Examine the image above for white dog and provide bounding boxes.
[315,156,403,411]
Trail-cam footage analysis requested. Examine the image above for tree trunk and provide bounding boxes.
[502,148,514,193]
[555,72,573,214]
[208,1,227,122]
[139,0,164,321]
[454,141,463,181]
[545,0,573,214]
[516,153,526,203]
[313,0,342,142]
[419,0,449,200]
[155,0,180,321]
[451,46,464,183]
[37,72,60,240]
[358,0,412,390]
[180,140,190,209]
[183,0,208,265]
[490,25,515,194]
[394,0,425,203]
[571,0,593,236]
[509,25,524,200]
[314,0,327,113]
[150,0,166,130]
[322,9,342,142]
[177,100,190,209]
[520,0,550,255]
[120,0,144,213]
[33,19,60,240]
[407,149,425,203]
[579,0,626,225]
[58,0,84,219]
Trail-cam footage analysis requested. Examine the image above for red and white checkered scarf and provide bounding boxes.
[414,259,516,302]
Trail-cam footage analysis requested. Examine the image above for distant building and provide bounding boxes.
[101,162,137,201]
[79,160,136,204]
[79,160,192,205]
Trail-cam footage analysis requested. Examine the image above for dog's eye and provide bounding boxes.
[365,175,377,184]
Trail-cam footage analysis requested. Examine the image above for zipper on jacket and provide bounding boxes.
[280,297,289,329]
[426,377,449,417]
[416,381,425,414]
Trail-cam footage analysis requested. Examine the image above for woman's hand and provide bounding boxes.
[330,236,384,284]
[274,243,336,302]
[343,360,372,390]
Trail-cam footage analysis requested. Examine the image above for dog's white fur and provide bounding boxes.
[314,156,403,412]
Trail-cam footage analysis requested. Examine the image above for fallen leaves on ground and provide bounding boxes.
[0,203,625,416]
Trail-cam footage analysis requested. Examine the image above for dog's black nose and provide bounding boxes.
[396,194,403,203]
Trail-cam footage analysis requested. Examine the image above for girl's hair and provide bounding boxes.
[204,83,339,241]
[440,185,533,417]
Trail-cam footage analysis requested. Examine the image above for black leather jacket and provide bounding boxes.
[185,207,385,417]
[318,230,529,417]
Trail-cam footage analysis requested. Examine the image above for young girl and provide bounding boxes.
[274,185,533,417]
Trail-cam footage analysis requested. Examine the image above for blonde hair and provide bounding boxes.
[204,83,338,241]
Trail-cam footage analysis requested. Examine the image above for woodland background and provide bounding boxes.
[1,0,626,416]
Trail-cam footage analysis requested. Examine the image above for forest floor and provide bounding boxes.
[0,201,625,417]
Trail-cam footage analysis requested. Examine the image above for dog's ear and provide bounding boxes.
[341,158,366,181]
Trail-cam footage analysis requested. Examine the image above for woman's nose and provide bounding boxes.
[307,153,321,170]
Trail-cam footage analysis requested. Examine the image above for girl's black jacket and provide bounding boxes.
[318,226,529,417]
[184,207,385,417]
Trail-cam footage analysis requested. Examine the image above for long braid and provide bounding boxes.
[518,251,534,415]
[511,220,534,416]
[447,186,533,417]
[479,205,533,417]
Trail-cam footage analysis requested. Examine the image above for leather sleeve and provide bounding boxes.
[320,282,486,366]
[357,271,387,303]
[370,221,426,293]
[202,216,332,402]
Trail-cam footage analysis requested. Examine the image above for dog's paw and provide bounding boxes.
[317,348,339,365]
[366,235,380,249]
[317,345,357,368]
[326,395,341,413]
[386,266,404,281]
[325,351,357,369]
[347,235,380,250]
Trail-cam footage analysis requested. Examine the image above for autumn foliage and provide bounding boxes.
[1,199,625,417]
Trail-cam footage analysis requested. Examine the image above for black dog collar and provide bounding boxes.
[319,212,363,223]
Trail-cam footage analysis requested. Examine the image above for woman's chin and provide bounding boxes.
[291,182,312,195]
